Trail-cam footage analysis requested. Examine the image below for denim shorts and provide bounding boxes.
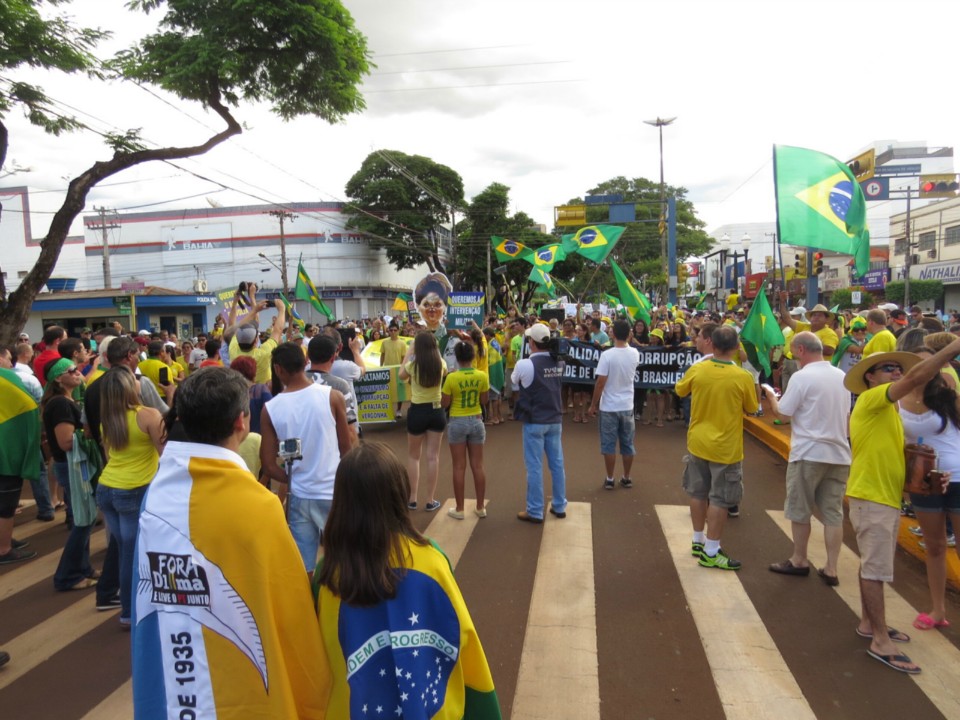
[599,410,635,455]
[910,481,960,513]
[406,402,447,436]
[447,415,486,445]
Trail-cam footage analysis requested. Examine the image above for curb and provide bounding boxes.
[745,414,960,592]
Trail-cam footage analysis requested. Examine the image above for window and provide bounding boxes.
[894,239,908,255]
[17,270,27,279]
[945,225,960,246]
[918,231,936,251]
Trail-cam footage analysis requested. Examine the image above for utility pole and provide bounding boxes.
[644,116,677,284]
[265,209,297,296]
[90,207,120,289]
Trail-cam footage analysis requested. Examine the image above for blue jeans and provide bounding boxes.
[52,461,93,591]
[30,455,54,518]
[287,494,333,572]
[96,484,148,621]
[522,423,567,520]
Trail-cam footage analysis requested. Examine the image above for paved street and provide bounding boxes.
[2,416,959,719]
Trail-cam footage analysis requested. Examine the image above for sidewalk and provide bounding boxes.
[745,413,960,592]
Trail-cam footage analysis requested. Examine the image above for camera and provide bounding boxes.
[278,438,302,462]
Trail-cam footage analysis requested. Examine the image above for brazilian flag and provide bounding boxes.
[490,236,533,263]
[561,225,625,263]
[528,266,556,297]
[295,261,335,320]
[609,260,651,325]
[739,284,785,376]
[532,243,566,272]
[774,145,870,276]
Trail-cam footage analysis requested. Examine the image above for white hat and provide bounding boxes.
[789,306,806,317]
[137,329,150,336]
[18,332,29,341]
[879,302,898,312]
[525,324,551,343]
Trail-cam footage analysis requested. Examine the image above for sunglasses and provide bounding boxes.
[65,367,81,375]
[870,363,903,373]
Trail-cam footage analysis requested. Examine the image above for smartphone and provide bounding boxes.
[158,366,171,387]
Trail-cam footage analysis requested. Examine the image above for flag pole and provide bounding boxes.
[772,145,786,305]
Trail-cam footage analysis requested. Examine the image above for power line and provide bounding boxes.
[364,77,584,94]
[371,60,570,76]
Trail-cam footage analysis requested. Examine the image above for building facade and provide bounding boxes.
[890,195,960,311]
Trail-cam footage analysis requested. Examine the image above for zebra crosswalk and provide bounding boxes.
[2,499,959,718]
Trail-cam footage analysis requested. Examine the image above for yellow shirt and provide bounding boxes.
[471,336,490,376]
[862,328,896,358]
[228,336,278,384]
[99,408,160,490]
[403,360,444,405]
[137,357,172,390]
[783,323,839,359]
[846,383,904,509]
[675,359,759,464]
[442,368,489,417]
[380,337,408,366]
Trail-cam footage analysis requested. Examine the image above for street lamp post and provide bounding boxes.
[644,116,677,286]
[740,232,752,294]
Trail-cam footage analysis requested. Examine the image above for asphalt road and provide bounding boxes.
[2,415,959,719]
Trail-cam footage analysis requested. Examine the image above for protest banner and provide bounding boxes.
[354,368,398,423]
[558,340,702,390]
[446,292,485,329]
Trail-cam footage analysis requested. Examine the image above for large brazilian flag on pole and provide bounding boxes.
[773,145,871,276]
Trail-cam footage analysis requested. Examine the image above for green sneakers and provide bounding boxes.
[698,547,741,571]
[691,542,704,558]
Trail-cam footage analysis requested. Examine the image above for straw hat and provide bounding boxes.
[807,304,835,322]
[843,351,922,395]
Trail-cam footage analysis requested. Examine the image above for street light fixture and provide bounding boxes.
[741,232,752,277]
[644,116,677,286]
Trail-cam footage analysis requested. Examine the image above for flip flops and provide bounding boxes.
[856,627,910,642]
[913,613,951,630]
[769,559,810,576]
[817,568,839,586]
[866,649,921,674]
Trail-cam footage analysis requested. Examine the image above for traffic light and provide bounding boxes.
[846,149,876,183]
[919,174,960,200]
[813,252,825,275]
[677,263,689,286]
[794,253,805,276]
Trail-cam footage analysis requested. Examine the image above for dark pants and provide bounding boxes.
[52,462,94,591]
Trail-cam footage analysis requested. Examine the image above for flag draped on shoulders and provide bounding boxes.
[316,539,501,719]
[490,236,533,263]
[0,368,41,481]
[561,224,625,263]
[774,145,871,276]
[132,441,331,719]
[739,286,785,376]
[609,260,652,325]
[296,260,336,320]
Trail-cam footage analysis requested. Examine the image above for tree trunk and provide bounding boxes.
[0,95,241,345]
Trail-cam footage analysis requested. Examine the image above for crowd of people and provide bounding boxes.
[2,280,960,695]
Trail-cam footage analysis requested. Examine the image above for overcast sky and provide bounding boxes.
[5,0,959,243]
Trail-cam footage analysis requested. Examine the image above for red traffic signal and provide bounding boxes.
[813,252,825,276]
[919,174,960,199]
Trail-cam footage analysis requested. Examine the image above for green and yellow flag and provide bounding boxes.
[295,261,335,321]
[491,236,534,263]
[609,260,651,325]
[0,369,41,481]
[532,243,566,272]
[528,266,556,297]
[739,285,785,376]
[561,224,626,263]
[278,295,305,331]
[774,145,870,276]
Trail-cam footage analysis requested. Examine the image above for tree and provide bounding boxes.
[883,280,943,306]
[0,0,370,343]
[343,150,465,274]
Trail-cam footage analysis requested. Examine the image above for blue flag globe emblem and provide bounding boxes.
[829,180,853,222]
[339,570,461,718]
[537,248,553,261]
[504,240,519,255]
[578,229,598,246]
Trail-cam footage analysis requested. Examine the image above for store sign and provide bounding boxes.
[852,268,889,291]
[912,259,960,284]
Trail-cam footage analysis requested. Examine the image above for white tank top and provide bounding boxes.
[899,407,960,479]
[265,383,340,499]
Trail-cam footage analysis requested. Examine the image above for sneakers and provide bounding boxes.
[424,500,441,512]
[474,508,487,519]
[919,534,956,550]
[96,595,122,612]
[727,505,740,518]
[691,542,704,558]
[908,525,923,537]
[549,507,566,519]
[698,548,741,571]
[11,538,29,550]
[447,507,464,520]
[603,478,615,490]
[619,477,633,489]
[407,501,417,510]
[0,547,37,565]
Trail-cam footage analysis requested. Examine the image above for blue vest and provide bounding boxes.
[515,352,563,424]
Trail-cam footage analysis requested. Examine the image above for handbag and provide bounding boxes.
[904,440,941,496]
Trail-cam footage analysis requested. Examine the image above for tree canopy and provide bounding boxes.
[0,0,370,343]
[342,150,465,274]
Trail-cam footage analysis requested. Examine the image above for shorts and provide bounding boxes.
[447,415,486,445]
[783,460,849,526]
[599,410,635,456]
[0,474,24,519]
[406,402,447,436]
[910,481,960,513]
[681,454,742,508]
[848,497,900,582]
[503,372,516,398]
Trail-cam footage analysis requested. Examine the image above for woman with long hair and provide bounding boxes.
[570,322,594,423]
[442,342,489,519]
[314,442,500,716]
[42,359,96,591]
[398,332,446,511]
[96,368,164,628]
[482,325,505,425]
[899,347,960,631]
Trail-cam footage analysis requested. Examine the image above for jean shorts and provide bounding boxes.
[599,410,635,456]
[447,415,486,445]
[910,481,960,513]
